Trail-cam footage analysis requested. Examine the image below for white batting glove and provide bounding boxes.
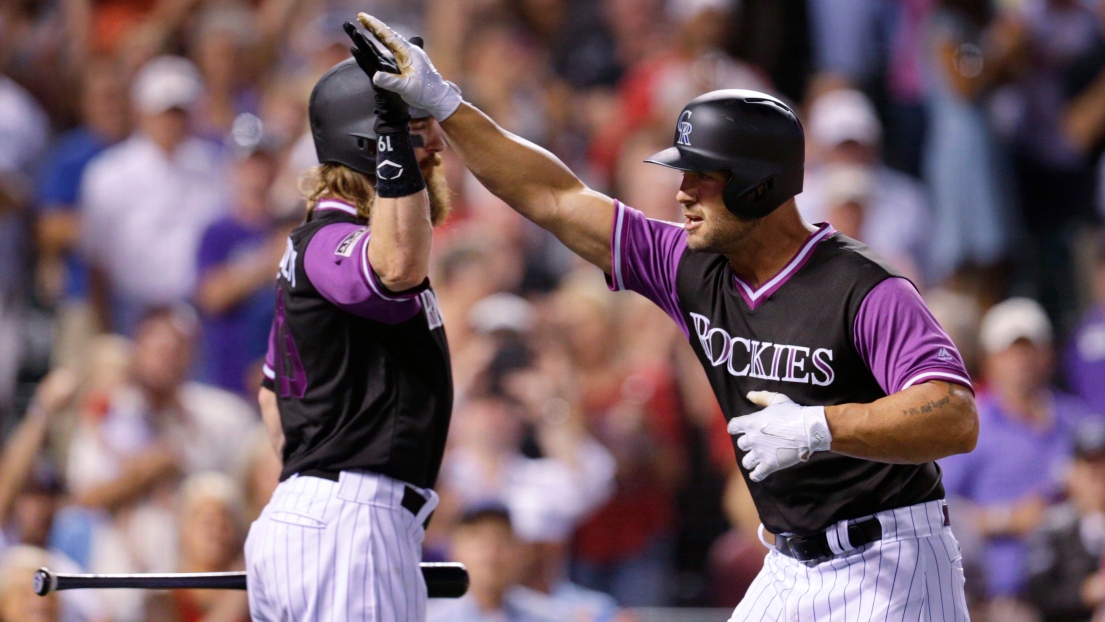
[727,391,832,482]
[356,13,463,121]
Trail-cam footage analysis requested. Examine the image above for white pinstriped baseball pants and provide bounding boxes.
[244,471,439,622]
[731,500,970,622]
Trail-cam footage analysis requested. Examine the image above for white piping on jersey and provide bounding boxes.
[612,202,626,290]
[732,224,834,302]
[262,364,275,379]
[316,199,358,216]
[899,370,973,392]
[359,234,407,302]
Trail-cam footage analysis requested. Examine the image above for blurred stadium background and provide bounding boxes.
[2,0,1105,620]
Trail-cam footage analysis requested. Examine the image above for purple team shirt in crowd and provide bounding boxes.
[605,200,973,396]
[262,200,428,382]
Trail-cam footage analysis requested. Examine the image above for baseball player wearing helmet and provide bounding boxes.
[245,30,453,622]
[357,13,979,621]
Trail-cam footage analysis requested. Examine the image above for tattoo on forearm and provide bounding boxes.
[902,384,954,416]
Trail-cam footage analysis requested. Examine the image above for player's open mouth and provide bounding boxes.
[684,214,703,231]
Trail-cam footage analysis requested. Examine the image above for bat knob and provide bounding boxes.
[33,568,56,596]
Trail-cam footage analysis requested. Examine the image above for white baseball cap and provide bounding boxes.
[468,293,535,335]
[807,88,881,148]
[132,55,202,115]
[979,297,1053,354]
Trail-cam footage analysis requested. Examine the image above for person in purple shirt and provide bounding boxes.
[194,145,292,395]
[1066,244,1105,414]
[942,297,1101,615]
[362,15,978,620]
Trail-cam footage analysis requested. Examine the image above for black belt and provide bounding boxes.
[299,469,427,517]
[774,505,950,563]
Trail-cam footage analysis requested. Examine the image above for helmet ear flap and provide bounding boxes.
[722,174,777,218]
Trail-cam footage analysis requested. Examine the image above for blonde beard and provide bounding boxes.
[423,154,452,227]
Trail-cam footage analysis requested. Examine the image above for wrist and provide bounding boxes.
[374,132,426,198]
[805,406,832,453]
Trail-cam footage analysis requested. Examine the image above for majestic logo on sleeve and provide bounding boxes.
[676,110,693,146]
[421,290,443,330]
[690,313,835,386]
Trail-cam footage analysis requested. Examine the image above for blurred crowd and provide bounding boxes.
[4,0,1105,620]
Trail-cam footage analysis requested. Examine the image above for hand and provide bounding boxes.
[343,21,411,135]
[727,391,832,482]
[355,13,463,121]
[29,368,80,420]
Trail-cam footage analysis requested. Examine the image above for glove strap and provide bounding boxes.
[374,131,426,198]
[806,406,832,454]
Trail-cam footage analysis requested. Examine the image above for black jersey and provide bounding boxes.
[262,199,452,489]
[607,202,973,535]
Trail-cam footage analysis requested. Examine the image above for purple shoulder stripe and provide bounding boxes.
[853,277,973,395]
[605,200,689,338]
[302,222,422,324]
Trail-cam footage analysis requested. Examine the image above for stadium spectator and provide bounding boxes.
[921,0,1025,289]
[80,56,228,335]
[427,504,557,622]
[941,297,1100,618]
[554,276,686,607]
[146,473,249,622]
[1025,418,1105,622]
[0,545,58,622]
[1067,240,1105,415]
[65,307,257,621]
[798,88,930,284]
[193,143,290,395]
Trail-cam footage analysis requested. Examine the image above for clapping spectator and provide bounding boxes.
[65,308,257,621]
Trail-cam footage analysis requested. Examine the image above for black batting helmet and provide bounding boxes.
[646,90,804,219]
[308,59,431,176]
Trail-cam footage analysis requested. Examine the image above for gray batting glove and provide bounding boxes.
[727,391,832,482]
[356,13,463,122]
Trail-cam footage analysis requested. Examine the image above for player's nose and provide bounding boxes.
[421,121,445,155]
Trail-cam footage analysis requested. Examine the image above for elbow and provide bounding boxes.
[950,392,979,456]
[374,254,429,293]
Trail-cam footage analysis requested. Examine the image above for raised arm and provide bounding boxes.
[346,23,435,291]
[354,14,615,273]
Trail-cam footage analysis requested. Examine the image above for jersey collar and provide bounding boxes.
[732,223,835,310]
[315,199,358,216]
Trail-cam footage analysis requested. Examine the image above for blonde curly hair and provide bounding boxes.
[299,164,376,220]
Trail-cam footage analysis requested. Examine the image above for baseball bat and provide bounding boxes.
[33,562,468,599]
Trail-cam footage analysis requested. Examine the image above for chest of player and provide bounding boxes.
[675,241,888,419]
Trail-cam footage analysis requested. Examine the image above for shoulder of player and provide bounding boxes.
[812,230,904,280]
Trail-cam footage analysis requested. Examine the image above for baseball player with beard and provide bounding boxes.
[356,13,980,621]
[246,30,454,622]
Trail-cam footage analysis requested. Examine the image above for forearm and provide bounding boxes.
[825,381,978,463]
[367,191,432,291]
[75,449,179,510]
[441,103,584,227]
[258,388,284,457]
[1064,70,1105,153]
[195,264,269,315]
[0,409,51,518]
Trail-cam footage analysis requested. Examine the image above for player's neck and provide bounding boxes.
[724,202,817,289]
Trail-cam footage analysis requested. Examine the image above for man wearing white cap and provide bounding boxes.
[80,56,228,334]
[940,298,1103,618]
[796,88,930,285]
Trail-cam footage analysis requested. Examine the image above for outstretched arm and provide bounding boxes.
[354,14,615,273]
[439,104,614,272]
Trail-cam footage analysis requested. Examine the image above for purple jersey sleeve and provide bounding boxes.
[606,201,689,337]
[302,222,425,324]
[853,277,973,394]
